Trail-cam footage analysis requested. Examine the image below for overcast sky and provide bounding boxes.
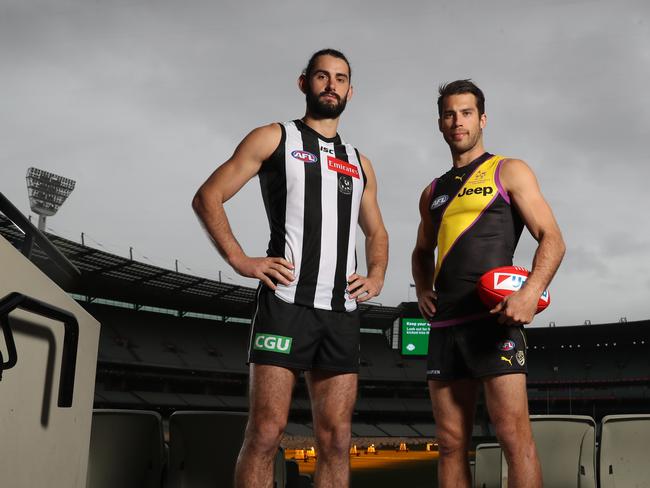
[2,0,649,326]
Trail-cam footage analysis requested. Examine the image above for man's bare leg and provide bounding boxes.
[428,379,479,488]
[483,373,541,488]
[306,370,357,488]
[234,364,298,488]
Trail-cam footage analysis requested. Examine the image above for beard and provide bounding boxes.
[305,89,348,119]
[444,129,482,155]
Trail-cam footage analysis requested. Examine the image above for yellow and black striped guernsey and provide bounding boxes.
[428,152,524,326]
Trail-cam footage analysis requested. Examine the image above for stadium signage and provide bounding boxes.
[253,333,292,354]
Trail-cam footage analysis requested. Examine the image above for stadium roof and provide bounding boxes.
[0,213,399,325]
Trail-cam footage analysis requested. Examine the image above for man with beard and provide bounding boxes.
[193,49,388,488]
[411,80,564,488]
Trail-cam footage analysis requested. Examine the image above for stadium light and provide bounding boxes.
[25,167,76,231]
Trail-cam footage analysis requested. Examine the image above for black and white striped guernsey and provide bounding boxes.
[258,119,367,312]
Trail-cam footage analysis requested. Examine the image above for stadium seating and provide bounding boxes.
[375,423,421,437]
[474,443,501,488]
[86,409,165,488]
[500,415,596,488]
[359,334,407,380]
[167,411,248,487]
[88,303,250,373]
[285,422,314,437]
[409,423,436,437]
[599,414,650,488]
[286,460,311,488]
[351,423,389,437]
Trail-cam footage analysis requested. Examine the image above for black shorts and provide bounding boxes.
[247,286,360,373]
[426,318,528,381]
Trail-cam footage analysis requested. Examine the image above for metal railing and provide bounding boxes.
[0,192,79,279]
[0,292,79,407]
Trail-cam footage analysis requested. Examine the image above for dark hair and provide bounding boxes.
[304,48,352,80]
[437,79,485,117]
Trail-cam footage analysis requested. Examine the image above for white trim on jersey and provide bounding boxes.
[275,121,304,305]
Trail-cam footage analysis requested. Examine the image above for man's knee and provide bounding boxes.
[244,417,287,454]
[493,416,533,454]
[436,426,470,457]
[315,422,352,456]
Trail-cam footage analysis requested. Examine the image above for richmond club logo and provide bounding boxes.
[291,150,318,163]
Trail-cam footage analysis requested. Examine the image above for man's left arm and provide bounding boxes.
[347,154,389,303]
[492,158,566,324]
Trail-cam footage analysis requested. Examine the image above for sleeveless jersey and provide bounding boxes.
[428,152,524,325]
[258,119,367,312]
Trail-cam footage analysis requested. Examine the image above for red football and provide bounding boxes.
[477,265,550,314]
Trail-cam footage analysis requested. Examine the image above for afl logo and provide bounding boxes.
[499,340,516,352]
[430,195,449,210]
[291,150,318,163]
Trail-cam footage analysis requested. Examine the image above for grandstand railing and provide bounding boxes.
[0,192,80,280]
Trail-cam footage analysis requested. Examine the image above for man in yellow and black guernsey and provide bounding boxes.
[412,80,565,488]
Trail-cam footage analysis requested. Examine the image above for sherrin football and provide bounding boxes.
[477,265,550,314]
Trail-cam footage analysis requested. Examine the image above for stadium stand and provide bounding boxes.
[286,460,311,488]
[167,411,248,487]
[375,423,421,437]
[351,423,388,437]
[409,423,436,437]
[86,409,165,488]
[474,443,501,488]
[3,203,650,487]
[599,414,650,488]
[285,423,314,437]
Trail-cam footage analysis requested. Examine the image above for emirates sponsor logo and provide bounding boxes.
[327,156,360,179]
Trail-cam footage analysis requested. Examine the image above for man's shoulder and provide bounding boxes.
[244,123,283,148]
[497,157,532,176]
[252,122,284,137]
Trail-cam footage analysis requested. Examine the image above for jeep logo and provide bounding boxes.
[458,186,494,197]
[253,333,292,354]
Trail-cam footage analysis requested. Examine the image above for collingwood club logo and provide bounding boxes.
[338,175,352,195]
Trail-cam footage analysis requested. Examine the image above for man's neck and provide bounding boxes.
[302,113,340,139]
[451,143,487,168]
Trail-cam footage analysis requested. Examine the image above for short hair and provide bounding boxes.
[437,79,485,117]
[303,48,352,80]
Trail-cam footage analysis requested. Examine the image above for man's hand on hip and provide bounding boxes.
[230,255,295,290]
[347,273,383,303]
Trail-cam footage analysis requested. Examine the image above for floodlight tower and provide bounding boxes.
[25,167,76,232]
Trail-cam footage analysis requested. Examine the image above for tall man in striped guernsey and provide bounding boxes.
[193,49,388,488]
[412,80,565,488]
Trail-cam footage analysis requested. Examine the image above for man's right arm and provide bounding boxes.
[411,184,437,321]
[192,123,295,290]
